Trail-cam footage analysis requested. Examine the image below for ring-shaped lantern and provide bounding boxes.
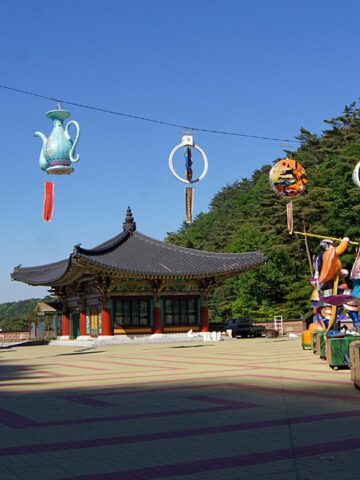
[353,162,360,187]
[168,135,208,184]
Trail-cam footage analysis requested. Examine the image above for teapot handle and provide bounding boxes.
[65,120,81,163]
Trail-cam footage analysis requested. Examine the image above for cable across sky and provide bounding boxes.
[0,83,300,144]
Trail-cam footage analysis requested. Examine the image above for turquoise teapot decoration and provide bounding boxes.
[35,107,80,175]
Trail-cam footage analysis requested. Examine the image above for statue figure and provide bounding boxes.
[315,237,350,290]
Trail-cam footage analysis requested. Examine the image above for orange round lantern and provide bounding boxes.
[269,158,308,198]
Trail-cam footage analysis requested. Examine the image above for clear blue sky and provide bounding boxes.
[1,0,360,302]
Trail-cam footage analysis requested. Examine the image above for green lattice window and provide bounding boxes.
[113,298,149,327]
[164,297,198,325]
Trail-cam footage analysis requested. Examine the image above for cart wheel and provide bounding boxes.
[331,365,339,371]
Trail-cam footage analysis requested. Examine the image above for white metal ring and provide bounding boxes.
[353,162,360,187]
[168,143,208,184]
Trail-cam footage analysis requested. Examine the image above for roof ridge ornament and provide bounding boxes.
[72,243,81,258]
[123,206,136,232]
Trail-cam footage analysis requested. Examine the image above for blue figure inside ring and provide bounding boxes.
[184,146,193,183]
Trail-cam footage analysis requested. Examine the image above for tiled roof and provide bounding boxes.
[11,208,266,286]
[75,231,266,278]
[34,302,58,313]
[12,259,71,286]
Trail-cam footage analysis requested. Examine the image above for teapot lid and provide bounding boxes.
[45,109,70,121]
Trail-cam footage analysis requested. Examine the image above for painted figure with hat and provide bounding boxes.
[315,237,349,291]
[348,249,360,327]
[311,236,360,331]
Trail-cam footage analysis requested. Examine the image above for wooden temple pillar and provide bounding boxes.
[101,299,112,336]
[93,275,113,337]
[200,295,209,332]
[152,296,163,334]
[61,311,70,337]
[57,289,70,339]
[151,280,163,334]
[79,295,87,337]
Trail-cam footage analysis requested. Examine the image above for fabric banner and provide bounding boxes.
[286,201,293,234]
[351,251,360,279]
[185,187,194,224]
[319,294,356,306]
[43,181,54,222]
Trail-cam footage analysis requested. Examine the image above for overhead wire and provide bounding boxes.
[0,83,301,144]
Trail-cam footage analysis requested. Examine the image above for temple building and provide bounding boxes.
[12,208,266,339]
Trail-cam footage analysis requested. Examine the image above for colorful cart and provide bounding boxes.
[312,331,324,354]
[326,336,360,370]
[316,332,327,360]
[350,341,360,389]
[302,330,313,350]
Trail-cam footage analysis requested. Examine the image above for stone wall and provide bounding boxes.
[0,331,30,343]
[257,321,305,335]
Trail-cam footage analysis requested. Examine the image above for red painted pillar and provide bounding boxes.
[152,297,162,334]
[101,307,112,336]
[61,312,70,336]
[79,310,87,336]
[201,297,209,332]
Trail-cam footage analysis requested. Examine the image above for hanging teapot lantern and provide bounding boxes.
[35,106,80,175]
[35,106,80,222]
[168,134,208,224]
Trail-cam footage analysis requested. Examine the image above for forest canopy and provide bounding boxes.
[0,298,42,332]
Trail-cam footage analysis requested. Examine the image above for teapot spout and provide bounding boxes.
[34,131,48,171]
[34,130,48,147]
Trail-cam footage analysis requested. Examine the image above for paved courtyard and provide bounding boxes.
[1,337,360,479]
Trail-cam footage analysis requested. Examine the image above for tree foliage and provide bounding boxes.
[166,101,360,322]
[0,298,42,331]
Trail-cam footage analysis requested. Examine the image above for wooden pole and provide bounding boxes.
[326,275,340,332]
[302,221,314,277]
[293,231,359,246]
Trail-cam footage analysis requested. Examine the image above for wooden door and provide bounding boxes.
[90,307,99,337]
[71,313,80,339]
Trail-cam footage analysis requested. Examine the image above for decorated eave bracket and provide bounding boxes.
[168,134,208,224]
[35,105,81,222]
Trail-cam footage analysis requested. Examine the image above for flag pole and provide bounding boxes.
[292,231,359,246]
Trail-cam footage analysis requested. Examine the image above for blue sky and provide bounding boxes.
[1,0,360,302]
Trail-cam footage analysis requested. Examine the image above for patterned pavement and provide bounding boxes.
[1,337,360,479]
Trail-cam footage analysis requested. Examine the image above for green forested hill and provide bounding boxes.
[166,102,360,322]
[0,298,42,331]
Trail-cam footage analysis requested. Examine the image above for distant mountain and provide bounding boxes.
[0,298,44,331]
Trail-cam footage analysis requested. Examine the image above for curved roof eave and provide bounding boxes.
[11,256,75,287]
[75,252,266,281]
[11,229,267,287]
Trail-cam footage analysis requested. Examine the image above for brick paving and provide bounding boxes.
[1,338,360,479]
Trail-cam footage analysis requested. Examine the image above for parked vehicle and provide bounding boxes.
[224,318,266,338]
